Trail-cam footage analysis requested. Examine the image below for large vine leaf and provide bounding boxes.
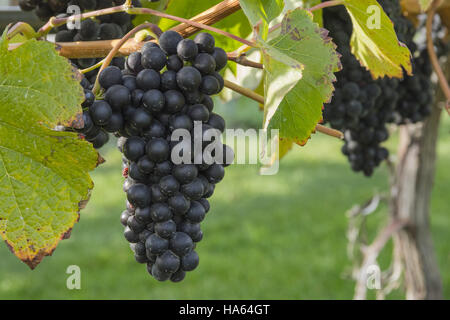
[262,9,341,146]
[0,35,100,269]
[343,0,412,79]
[157,0,252,54]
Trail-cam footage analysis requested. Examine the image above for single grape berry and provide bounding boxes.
[132,108,153,130]
[194,33,215,54]
[159,30,183,55]
[155,220,177,239]
[177,67,202,92]
[181,178,205,200]
[123,137,146,161]
[126,52,144,74]
[170,232,194,257]
[186,201,206,223]
[105,85,131,111]
[142,89,165,113]
[90,101,112,126]
[173,164,198,184]
[181,250,199,271]
[127,215,146,233]
[167,194,190,214]
[146,233,169,255]
[200,75,220,95]
[137,156,155,174]
[135,206,152,223]
[166,54,183,71]
[99,66,122,89]
[177,39,199,61]
[203,164,225,183]
[124,226,140,243]
[127,183,151,208]
[170,269,186,282]
[212,47,228,71]
[164,90,186,114]
[151,264,171,281]
[120,210,131,226]
[193,53,216,75]
[136,69,161,90]
[149,202,172,222]
[191,105,211,123]
[146,138,170,163]
[161,70,178,91]
[141,45,167,71]
[159,175,180,196]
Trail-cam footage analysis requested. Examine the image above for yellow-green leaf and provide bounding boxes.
[0,35,99,269]
[343,0,412,79]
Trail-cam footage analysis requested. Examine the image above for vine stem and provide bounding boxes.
[426,0,450,115]
[227,52,263,69]
[223,80,344,140]
[309,0,344,12]
[36,1,253,47]
[38,5,125,36]
[92,23,161,94]
[126,7,255,48]
[80,59,105,74]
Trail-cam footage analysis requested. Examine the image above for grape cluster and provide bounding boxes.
[322,0,438,176]
[87,30,232,281]
[18,0,142,23]
[18,0,144,85]
[322,5,395,176]
[74,73,111,148]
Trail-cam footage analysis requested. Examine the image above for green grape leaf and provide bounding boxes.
[419,0,433,11]
[240,0,284,37]
[157,0,252,53]
[343,0,412,79]
[0,35,100,269]
[261,8,341,146]
[133,0,170,26]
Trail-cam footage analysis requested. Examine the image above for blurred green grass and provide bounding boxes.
[0,104,448,299]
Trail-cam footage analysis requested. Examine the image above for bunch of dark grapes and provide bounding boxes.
[71,71,111,148]
[322,5,395,176]
[87,30,232,281]
[18,0,143,85]
[18,0,143,24]
[322,0,441,176]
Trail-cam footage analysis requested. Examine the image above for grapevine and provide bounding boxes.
[0,0,448,298]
